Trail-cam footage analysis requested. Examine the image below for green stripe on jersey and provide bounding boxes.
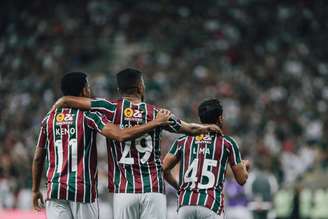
[123,99,135,193]
[224,136,241,163]
[51,108,63,199]
[139,103,151,193]
[91,99,116,111]
[83,126,92,202]
[68,109,77,201]
[182,190,192,205]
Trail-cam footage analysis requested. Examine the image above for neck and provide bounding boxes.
[122,94,142,103]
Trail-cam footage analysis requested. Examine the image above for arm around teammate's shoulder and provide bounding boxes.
[53,96,92,110]
[178,121,223,136]
[101,109,172,142]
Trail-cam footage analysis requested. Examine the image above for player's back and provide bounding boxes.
[40,108,107,203]
[170,133,241,215]
[90,98,181,194]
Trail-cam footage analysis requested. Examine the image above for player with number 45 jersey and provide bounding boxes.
[32,72,172,219]
[163,99,250,219]
[54,69,222,219]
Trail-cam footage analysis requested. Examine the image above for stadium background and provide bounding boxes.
[1,0,328,218]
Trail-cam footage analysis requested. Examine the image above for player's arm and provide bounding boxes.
[162,153,179,190]
[53,96,91,110]
[162,139,182,190]
[178,121,223,136]
[32,126,47,211]
[226,136,250,185]
[87,109,172,142]
[231,160,250,185]
[100,109,172,141]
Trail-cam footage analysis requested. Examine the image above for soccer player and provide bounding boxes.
[163,99,250,219]
[32,72,172,219]
[54,68,222,219]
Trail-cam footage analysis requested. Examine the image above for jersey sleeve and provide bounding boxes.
[225,136,242,166]
[85,111,109,133]
[90,98,116,123]
[36,117,48,149]
[168,138,183,159]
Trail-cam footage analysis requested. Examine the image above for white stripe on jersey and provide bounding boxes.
[83,112,86,203]
[66,109,72,200]
[224,138,237,164]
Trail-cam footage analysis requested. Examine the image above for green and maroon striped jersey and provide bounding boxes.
[169,134,242,215]
[36,108,108,203]
[90,98,182,193]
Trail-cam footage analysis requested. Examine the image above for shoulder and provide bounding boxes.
[223,135,239,148]
[94,97,119,104]
[41,109,55,125]
[177,135,189,142]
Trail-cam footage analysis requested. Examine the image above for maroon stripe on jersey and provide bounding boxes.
[115,100,128,193]
[47,110,56,199]
[205,189,215,209]
[190,192,199,205]
[130,104,142,193]
[59,109,70,200]
[212,136,223,185]
[36,126,47,148]
[146,104,159,192]
[90,132,97,200]
[107,139,115,191]
[196,143,206,189]
[178,189,185,206]
[76,111,84,202]
[182,136,193,189]
[219,193,224,215]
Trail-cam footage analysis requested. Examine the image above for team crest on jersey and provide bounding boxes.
[124,108,143,122]
[56,113,74,125]
[195,134,212,144]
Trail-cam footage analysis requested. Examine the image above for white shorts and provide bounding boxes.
[46,199,99,219]
[178,206,224,219]
[113,192,166,219]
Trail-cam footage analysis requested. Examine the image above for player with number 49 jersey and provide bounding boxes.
[163,99,250,219]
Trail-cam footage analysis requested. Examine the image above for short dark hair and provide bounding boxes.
[61,72,88,96]
[116,68,143,93]
[198,99,223,124]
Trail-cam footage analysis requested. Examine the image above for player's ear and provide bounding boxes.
[137,80,145,95]
[218,115,223,126]
[81,85,91,97]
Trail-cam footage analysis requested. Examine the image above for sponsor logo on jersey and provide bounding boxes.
[195,134,212,144]
[124,108,143,122]
[56,113,74,125]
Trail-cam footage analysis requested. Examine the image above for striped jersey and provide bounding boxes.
[36,108,108,203]
[90,98,182,193]
[169,134,242,215]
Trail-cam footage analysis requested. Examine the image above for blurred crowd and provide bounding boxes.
[1,0,328,218]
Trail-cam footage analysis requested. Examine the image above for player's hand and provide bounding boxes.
[204,124,223,136]
[51,97,65,111]
[155,109,172,125]
[32,191,44,211]
[243,160,251,172]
